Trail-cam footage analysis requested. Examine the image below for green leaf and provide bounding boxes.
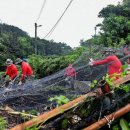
[93,80,97,84]
[120,118,130,130]
[48,97,55,101]
[90,83,95,88]
[112,124,120,130]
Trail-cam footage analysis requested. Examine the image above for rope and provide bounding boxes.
[104,115,114,128]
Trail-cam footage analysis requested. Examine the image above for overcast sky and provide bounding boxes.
[0,0,121,47]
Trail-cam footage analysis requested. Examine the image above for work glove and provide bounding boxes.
[89,61,93,66]
[89,58,94,62]
[89,58,94,66]
[18,81,22,85]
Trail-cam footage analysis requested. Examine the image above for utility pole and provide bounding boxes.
[34,23,42,54]
[0,19,2,35]
[94,26,97,37]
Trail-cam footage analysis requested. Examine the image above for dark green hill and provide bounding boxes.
[0,23,72,68]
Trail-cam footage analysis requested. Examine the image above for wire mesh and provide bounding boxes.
[0,45,129,113]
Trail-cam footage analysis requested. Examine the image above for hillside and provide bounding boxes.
[0,23,72,68]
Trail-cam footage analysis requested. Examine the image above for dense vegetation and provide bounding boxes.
[28,47,85,78]
[0,1,130,129]
[0,23,72,68]
[80,0,130,48]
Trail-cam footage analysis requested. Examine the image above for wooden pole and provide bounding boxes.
[10,74,130,130]
[83,104,130,130]
[113,73,130,87]
[10,91,100,130]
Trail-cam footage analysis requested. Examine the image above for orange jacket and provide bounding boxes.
[21,61,33,81]
[6,64,18,80]
[93,55,122,79]
[64,67,76,78]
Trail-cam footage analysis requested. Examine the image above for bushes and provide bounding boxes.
[28,47,85,78]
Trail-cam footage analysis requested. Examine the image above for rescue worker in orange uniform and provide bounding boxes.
[15,58,33,85]
[89,49,122,95]
[64,64,76,89]
[89,49,122,106]
[89,49,122,80]
[4,59,18,86]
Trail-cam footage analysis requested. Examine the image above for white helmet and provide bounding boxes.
[6,59,13,65]
[103,48,114,56]
[15,58,23,64]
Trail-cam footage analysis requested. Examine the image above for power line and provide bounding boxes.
[44,0,74,39]
[36,0,47,23]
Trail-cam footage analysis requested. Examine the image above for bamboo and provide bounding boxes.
[10,90,101,130]
[113,73,130,87]
[10,74,130,130]
[83,104,130,130]
[8,111,37,118]
[0,106,37,118]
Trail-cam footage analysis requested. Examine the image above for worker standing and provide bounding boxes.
[15,58,33,85]
[64,64,76,90]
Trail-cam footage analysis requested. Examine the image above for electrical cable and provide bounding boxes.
[44,0,74,39]
[36,0,47,23]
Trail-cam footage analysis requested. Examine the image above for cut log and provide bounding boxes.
[83,104,130,130]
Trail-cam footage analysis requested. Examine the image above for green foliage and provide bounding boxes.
[120,118,130,130]
[28,47,85,78]
[49,95,70,106]
[26,109,38,116]
[112,124,120,130]
[25,125,39,130]
[119,84,130,93]
[0,116,7,130]
[21,109,38,121]
[84,1,130,47]
[102,63,128,88]
[0,23,72,71]
[90,79,98,88]
[121,63,128,76]
[61,118,68,129]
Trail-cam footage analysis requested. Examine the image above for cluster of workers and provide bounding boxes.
[4,58,33,86]
[4,45,130,88]
[64,46,130,89]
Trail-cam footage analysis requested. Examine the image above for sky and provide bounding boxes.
[0,0,122,48]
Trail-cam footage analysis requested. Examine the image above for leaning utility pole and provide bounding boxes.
[34,23,37,54]
[94,26,97,37]
[34,23,42,54]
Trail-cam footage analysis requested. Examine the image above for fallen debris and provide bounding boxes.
[83,104,130,130]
